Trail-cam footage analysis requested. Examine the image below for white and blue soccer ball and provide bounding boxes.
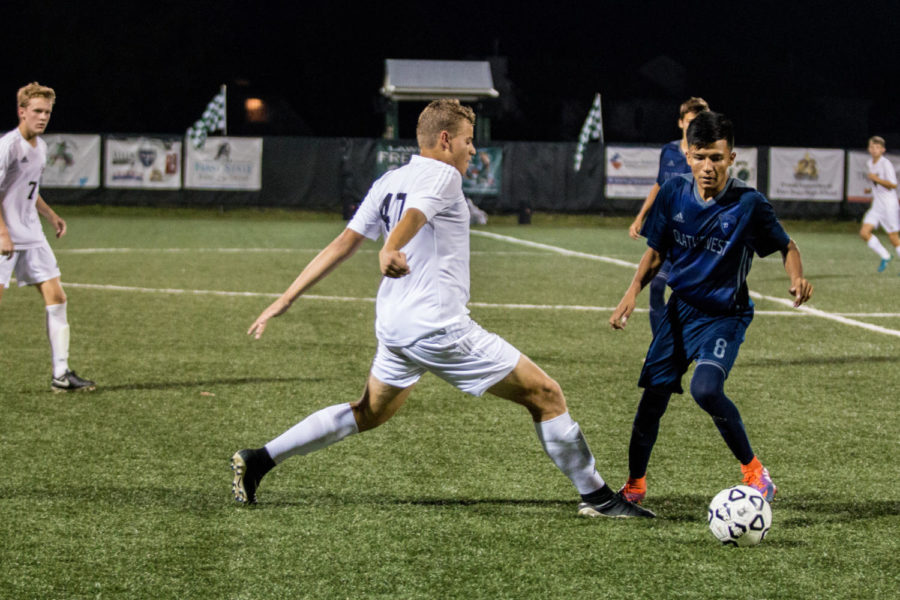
[707,485,772,547]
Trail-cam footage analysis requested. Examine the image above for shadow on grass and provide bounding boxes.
[741,355,897,368]
[9,485,896,527]
[776,494,900,526]
[88,376,327,394]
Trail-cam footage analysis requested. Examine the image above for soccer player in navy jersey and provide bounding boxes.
[610,111,813,505]
[628,98,709,334]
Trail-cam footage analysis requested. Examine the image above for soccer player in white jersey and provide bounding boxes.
[0,82,94,391]
[859,136,900,272]
[231,99,652,518]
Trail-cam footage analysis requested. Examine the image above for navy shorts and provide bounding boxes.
[638,294,753,394]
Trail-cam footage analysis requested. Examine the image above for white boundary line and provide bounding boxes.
[57,282,897,319]
[43,234,900,331]
[56,247,543,256]
[472,230,900,338]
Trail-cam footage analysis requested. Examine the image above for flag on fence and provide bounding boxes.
[187,86,227,148]
[574,93,603,172]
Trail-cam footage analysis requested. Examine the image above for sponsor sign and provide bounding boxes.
[375,141,418,178]
[605,145,659,198]
[768,147,844,201]
[846,150,900,203]
[185,137,262,190]
[41,134,101,188]
[105,137,182,189]
[730,146,758,190]
[463,147,502,195]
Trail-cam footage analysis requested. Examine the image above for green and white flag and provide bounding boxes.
[574,93,603,172]
[187,86,227,149]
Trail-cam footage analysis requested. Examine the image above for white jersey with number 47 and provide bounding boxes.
[0,128,48,249]
[348,155,471,347]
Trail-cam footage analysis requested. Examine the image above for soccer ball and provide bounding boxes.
[707,485,772,547]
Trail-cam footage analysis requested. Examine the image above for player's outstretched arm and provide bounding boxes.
[781,239,813,307]
[379,208,427,278]
[35,195,66,238]
[629,184,661,240]
[248,228,366,339]
[610,247,663,329]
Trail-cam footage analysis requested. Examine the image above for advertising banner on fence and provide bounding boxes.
[105,137,182,189]
[463,148,503,195]
[731,146,758,190]
[41,134,101,188]
[768,147,844,201]
[605,145,659,198]
[375,141,417,178]
[185,137,262,190]
[846,150,900,203]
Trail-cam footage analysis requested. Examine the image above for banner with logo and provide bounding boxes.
[768,147,844,201]
[375,141,418,178]
[40,134,101,188]
[730,146,758,190]
[105,137,182,189]
[846,150,900,203]
[605,145,659,198]
[463,147,502,195]
[184,137,262,190]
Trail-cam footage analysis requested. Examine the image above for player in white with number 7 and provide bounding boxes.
[232,99,652,518]
[0,82,95,392]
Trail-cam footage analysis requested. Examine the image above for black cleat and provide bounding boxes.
[231,448,272,505]
[51,370,96,392]
[577,492,656,518]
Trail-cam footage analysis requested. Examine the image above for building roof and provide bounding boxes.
[381,59,499,101]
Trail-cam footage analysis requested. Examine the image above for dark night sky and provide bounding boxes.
[5,1,900,148]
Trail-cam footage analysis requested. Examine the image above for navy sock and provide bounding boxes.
[628,388,671,479]
[689,364,754,464]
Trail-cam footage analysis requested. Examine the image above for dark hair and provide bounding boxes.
[686,111,734,149]
[679,97,709,119]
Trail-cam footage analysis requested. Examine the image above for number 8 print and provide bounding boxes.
[713,338,727,359]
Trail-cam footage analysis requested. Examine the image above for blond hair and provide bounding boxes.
[679,97,709,119]
[869,135,886,147]
[416,99,475,149]
[17,82,56,109]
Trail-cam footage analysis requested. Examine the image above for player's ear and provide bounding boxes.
[439,130,452,150]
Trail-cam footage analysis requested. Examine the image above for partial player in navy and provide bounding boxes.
[611,111,813,506]
[629,98,710,334]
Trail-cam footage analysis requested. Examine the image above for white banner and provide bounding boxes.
[184,137,262,190]
[730,146,758,190]
[768,147,844,201]
[41,134,101,188]
[105,137,182,189]
[846,150,900,203]
[605,145,660,198]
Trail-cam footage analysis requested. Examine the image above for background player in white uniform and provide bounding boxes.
[0,82,94,391]
[859,135,900,272]
[231,100,652,518]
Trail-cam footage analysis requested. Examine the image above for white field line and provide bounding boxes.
[56,247,543,256]
[54,282,897,318]
[44,236,900,328]
[471,230,900,338]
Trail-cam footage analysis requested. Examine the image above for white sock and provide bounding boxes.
[867,236,891,260]
[45,303,70,378]
[265,403,359,464]
[894,244,900,258]
[534,412,605,495]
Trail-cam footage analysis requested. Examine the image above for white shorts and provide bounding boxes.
[0,243,61,288]
[370,318,521,396]
[863,201,900,233]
